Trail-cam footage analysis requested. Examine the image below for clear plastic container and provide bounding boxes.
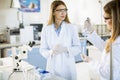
[34,67,66,80]
[34,67,49,80]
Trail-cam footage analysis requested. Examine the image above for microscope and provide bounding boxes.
[12,41,35,72]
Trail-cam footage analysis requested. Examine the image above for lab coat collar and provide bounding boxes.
[51,21,66,40]
[52,21,66,29]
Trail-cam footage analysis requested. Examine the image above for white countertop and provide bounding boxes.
[0,57,34,80]
[0,57,66,80]
[0,37,86,49]
[0,43,22,49]
[0,41,40,49]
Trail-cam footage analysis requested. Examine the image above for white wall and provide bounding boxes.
[0,8,19,29]
[0,0,49,29]
[22,0,49,26]
[0,0,111,29]
[49,0,111,25]
[44,0,104,25]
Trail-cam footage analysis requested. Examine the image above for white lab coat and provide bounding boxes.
[40,21,81,80]
[87,31,120,80]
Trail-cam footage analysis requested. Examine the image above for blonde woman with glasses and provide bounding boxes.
[40,0,81,80]
[81,0,120,80]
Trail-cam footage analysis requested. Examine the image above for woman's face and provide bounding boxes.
[53,5,67,22]
[104,12,112,30]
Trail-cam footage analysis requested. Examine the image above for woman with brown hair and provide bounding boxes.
[40,0,81,80]
[81,0,120,80]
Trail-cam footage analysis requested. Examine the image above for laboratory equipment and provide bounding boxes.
[30,24,43,40]
[34,67,66,80]
[12,41,35,72]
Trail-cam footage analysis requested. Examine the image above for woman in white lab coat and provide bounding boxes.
[81,0,120,80]
[40,0,81,80]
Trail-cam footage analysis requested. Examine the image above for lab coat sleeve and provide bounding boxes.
[67,26,81,56]
[86,55,110,80]
[87,31,106,52]
[87,60,101,80]
[99,43,120,79]
[88,45,120,80]
[40,27,53,59]
[99,61,110,79]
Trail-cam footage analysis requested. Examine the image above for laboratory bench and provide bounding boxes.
[0,38,88,68]
[2,41,87,71]
[0,41,41,57]
[0,39,103,80]
[0,57,66,80]
[0,38,89,71]
[0,43,46,69]
[0,43,22,57]
[0,45,102,80]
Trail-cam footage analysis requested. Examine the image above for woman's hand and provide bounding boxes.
[52,44,68,55]
[80,54,91,62]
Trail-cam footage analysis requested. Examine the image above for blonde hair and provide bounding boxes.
[104,0,120,53]
[47,0,70,25]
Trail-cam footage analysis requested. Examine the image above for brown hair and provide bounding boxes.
[47,0,70,25]
[104,0,120,53]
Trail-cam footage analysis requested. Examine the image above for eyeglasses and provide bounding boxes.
[104,17,111,20]
[55,9,68,12]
